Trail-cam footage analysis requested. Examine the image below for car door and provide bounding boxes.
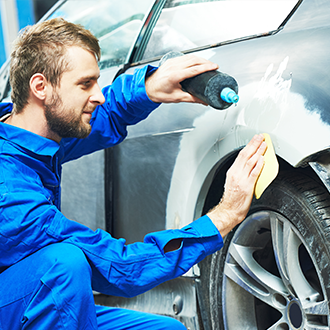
[109,0,302,244]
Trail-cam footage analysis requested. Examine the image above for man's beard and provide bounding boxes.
[44,92,93,139]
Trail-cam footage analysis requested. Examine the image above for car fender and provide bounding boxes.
[309,158,330,194]
[165,56,330,230]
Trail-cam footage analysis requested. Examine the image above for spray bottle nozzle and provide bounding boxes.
[221,87,239,104]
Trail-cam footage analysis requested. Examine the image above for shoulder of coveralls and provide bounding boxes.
[101,64,161,110]
[0,102,13,117]
[0,103,61,191]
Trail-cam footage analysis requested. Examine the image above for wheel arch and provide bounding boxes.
[197,152,330,221]
[193,136,330,222]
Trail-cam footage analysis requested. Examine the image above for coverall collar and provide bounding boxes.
[0,102,60,157]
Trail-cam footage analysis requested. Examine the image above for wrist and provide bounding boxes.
[207,202,243,238]
[144,65,162,104]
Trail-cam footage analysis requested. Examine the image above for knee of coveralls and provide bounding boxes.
[0,242,97,330]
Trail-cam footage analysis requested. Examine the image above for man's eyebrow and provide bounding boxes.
[76,74,100,83]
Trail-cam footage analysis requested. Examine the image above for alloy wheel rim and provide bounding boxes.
[222,211,329,329]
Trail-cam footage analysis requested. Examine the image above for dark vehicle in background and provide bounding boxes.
[1,0,330,329]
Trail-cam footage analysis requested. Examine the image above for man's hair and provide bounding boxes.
[10,18,101,113]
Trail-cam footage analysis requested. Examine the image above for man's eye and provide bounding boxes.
[82,81,91,88]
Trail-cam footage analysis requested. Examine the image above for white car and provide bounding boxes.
[1,0,329,329]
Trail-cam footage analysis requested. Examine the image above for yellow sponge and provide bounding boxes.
[255,133,279,199]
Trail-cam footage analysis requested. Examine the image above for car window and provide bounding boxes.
[48,0,153,69]
[142,0,299,60]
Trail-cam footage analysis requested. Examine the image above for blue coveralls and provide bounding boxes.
[0,66,224,329]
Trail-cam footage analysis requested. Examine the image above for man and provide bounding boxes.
[0,18,266,329]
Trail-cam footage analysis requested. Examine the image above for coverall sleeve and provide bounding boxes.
[50,211,223,297]
[0,180,223,298]
[60,65,160,163]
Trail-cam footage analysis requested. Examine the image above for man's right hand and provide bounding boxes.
[145,54,218,104]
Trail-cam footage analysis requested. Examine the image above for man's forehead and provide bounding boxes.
[64,46,100,79]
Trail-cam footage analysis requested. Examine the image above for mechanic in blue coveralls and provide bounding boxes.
[0,18,266,329]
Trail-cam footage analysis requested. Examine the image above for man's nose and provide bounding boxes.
[90,83,105,105]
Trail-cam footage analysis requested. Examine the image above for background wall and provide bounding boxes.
[0,0,57,67]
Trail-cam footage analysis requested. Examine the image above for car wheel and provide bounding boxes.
[209,170,330,329]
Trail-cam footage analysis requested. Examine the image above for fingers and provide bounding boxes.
[229,134,266,181]
[225,135,267,211]
[251,153,265,179]
[236,134,265,165]
[167,54,218,83]
[245,139,267,180]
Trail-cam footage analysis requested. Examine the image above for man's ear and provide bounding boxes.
[29,73,49,101]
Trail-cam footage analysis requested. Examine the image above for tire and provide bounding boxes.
[209,169,330,330]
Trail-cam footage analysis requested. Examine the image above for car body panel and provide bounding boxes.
[116,0,330,235]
